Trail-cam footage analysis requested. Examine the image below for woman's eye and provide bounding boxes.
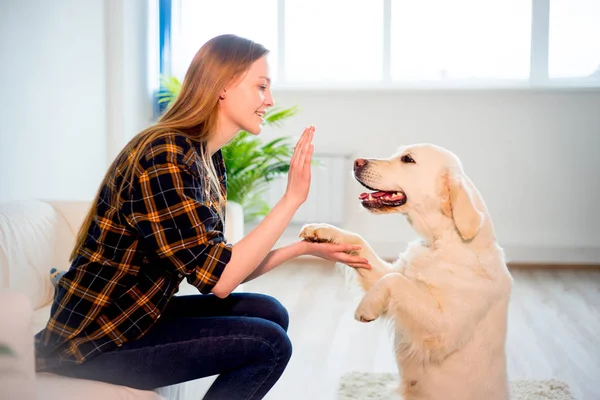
[401,154,415,163]
[259,85,267,91]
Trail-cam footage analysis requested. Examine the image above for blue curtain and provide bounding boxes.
[153,0,172,118]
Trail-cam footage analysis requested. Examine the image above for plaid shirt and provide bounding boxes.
[35,133,232,370]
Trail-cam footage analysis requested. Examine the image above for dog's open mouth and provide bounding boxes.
[355,174,407,209]
[358,188,407,208]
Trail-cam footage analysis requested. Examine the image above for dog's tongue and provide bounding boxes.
[359,191,390,199]
[371,191,389,198]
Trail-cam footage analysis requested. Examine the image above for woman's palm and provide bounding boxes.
[285,126,314,206]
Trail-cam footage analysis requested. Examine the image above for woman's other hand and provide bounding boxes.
[300,241,372,270]
[283,126,314,208]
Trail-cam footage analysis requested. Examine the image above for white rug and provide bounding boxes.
[338,372,575,400]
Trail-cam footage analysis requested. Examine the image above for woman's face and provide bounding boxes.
[218,56,274,136]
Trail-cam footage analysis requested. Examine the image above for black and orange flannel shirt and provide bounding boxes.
[34,133,233,370]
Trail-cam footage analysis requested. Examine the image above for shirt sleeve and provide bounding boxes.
[127,148,232,294]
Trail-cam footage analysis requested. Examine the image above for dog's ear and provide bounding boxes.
[440,170,483,241]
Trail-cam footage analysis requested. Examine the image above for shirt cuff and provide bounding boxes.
[194,242,232,294]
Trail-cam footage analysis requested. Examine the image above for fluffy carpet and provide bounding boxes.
[338,372,574,400]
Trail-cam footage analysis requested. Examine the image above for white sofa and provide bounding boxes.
[0,200,244,400]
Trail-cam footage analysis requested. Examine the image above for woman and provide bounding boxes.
[34,34,371,399]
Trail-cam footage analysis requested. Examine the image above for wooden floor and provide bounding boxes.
[243,259,600,400]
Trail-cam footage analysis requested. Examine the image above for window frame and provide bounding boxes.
[154,0,600,92]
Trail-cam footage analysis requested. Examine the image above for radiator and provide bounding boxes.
[265,153,350,226]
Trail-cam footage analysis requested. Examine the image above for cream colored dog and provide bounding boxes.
[300,144,513,400]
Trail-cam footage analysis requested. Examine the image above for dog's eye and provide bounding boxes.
[401,154,416,164]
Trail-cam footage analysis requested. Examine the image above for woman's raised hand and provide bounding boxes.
[284,126,315,208]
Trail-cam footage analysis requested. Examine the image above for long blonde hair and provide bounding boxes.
[70,34,268,261]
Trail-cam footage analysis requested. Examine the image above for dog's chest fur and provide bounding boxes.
[391,240,502,358]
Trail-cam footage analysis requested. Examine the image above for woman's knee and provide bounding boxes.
[249,294,289,332]
[257,320,293,365]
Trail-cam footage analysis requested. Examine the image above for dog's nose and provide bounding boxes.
[354,158,367,172]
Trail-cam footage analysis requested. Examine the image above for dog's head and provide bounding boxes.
[354,144,485,242]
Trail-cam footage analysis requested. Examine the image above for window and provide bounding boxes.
[157,0,600,88]
[171,0,279,80]
[391,0,531,81]
[548,0,600,80]
[284,0,383,83]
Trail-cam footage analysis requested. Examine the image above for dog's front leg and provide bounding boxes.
[299,223,392,291]
[355,272,440,322]
[357,272,491,362]
[354,273,398,322]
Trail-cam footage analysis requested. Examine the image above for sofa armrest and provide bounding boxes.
[0,290,37,400]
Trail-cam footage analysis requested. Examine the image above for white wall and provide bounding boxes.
[264,89,600,264]
[0,0,152,202]
[1,1,598,264]
[104,0,154,163]
[0,0,107,202]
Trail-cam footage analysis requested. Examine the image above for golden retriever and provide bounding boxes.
[300,143,513,400]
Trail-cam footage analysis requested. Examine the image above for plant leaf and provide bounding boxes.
[0,344,15,357]
[156,75,182,109]
[264,106,300,127]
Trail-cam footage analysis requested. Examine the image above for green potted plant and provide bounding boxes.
[157,76,300,227]
[0,343,16,374]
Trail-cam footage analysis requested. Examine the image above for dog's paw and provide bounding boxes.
[299,223,340,244]
[354,297,381,323]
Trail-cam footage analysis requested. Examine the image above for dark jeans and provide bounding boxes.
[45,293,292,400]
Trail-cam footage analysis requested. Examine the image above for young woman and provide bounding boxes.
[34,34,371,399]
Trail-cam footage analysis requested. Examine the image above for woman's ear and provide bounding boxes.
[219,89,226,100]
[440,170,484,241]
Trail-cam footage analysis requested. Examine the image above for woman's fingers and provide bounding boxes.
[297,127,314,169]
[338,253,370,266]
[329,244,362,252]
[289,132,302,167]
[301,127,314,158]
[347,262,372,270]
[284,126,315,206]
[291,126,311,168]
[321,243,363,255]
[304,143,314,171]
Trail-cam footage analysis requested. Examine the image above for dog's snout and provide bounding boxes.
[354,158,367,172]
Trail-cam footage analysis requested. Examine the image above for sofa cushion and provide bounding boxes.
[44,201,90,239]
[0,201,75,309]
[37,373,166,400]
[28,294,168,400]
[32,303,52,335]
[0,291,37,400]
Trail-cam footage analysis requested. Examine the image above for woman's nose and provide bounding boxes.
[265,90,275,107]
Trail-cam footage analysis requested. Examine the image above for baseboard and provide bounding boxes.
[501,245,600,267]
[372,241,600,266]
[506,262,600,270]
